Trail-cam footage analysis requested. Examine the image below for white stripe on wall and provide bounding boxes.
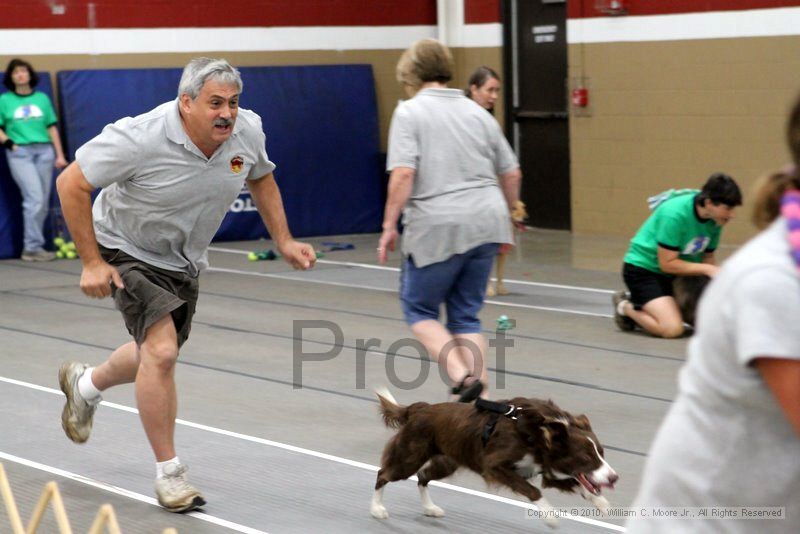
[568,7,800,44]
[0,24,502,55]
[7,7,800,54]
[461,23,503,47]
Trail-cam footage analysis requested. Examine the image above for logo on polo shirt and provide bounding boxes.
[230,155,244,174]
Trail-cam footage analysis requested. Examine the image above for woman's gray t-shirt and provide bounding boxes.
[386,88,519,267]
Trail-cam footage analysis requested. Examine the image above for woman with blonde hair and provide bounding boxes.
[377,39,522,401]
[626,95,800,533]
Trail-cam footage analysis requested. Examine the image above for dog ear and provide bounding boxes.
[572,414,593,431]
[540,418,569,449]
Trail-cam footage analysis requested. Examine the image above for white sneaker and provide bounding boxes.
[612,290,635,331]
[58,361,97,443]
[155,463,206,513]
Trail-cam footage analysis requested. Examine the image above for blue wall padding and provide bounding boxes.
[57,68,182,159]
[0,74,55,259]
[55,64,383,243]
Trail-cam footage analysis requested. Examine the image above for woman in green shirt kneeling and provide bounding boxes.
[613,173,742,337]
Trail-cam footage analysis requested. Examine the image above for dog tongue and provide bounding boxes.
[577,474,599,495]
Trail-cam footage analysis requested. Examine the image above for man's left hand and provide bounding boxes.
[278,240,316,270]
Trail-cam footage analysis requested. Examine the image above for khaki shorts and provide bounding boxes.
[100,246,199,348]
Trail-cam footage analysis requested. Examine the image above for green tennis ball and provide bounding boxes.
[54,237,65,247]
[56,250,66,259]
[66,241,76,251]
[248,252,258,261]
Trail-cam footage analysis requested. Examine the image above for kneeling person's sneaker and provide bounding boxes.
[156,463,206,513]
[59,361,98,443]
[612,290,636,331]
[21,249,56,262]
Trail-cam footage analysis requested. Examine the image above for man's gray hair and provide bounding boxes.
[178,58,243,99]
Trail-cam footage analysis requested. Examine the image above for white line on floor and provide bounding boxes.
[207,266,396,293]
[205,266,614,318]
[0,451,269,534]
[207,246,615,293]
[487,300,613,318]
[0,375,624,532]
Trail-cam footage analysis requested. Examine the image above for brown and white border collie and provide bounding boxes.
[370,389,617,529]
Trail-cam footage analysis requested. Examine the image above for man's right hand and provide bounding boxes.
[80,260,125,298]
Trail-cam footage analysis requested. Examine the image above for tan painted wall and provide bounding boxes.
[26,46,502,153]
[568,36,800,244]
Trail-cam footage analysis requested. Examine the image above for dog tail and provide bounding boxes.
[375,387,413,429]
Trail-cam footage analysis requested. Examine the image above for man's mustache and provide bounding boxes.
[214,119,232,127]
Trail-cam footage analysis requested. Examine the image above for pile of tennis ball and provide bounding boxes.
[53,236,79,259]
[248,249,279,261]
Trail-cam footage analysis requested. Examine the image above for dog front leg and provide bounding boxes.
[579,485,610,516]
[532,496,560,529]
[487,468,559,529]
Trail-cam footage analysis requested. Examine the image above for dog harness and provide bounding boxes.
[475,398,523,447]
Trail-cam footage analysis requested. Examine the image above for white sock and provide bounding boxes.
[616,299,629,316]
[77,367,102,404]
[156,456,180,479]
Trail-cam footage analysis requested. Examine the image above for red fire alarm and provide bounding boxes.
[572,87,589,108]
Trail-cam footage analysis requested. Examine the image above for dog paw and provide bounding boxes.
[593,496,610,516]
[544,516,560,529]
[496,284,509,295]
[370,504,389,519]
[422,504,445,517]
[486,285,496,297]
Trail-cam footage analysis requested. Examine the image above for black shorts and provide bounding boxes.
[622,262,674,310]
[100,246,199,348]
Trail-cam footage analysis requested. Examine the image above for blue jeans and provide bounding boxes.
[6,143,55,251]
[399,243,499,333]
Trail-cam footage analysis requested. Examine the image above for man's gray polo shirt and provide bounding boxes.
[76,100,275,277]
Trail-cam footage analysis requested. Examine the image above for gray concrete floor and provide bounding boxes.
[0,229,710,533]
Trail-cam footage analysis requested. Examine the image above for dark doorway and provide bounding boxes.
[503,0,570,229]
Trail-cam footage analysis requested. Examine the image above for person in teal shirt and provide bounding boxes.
[613,173,742,337]
[0,58,68,261]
